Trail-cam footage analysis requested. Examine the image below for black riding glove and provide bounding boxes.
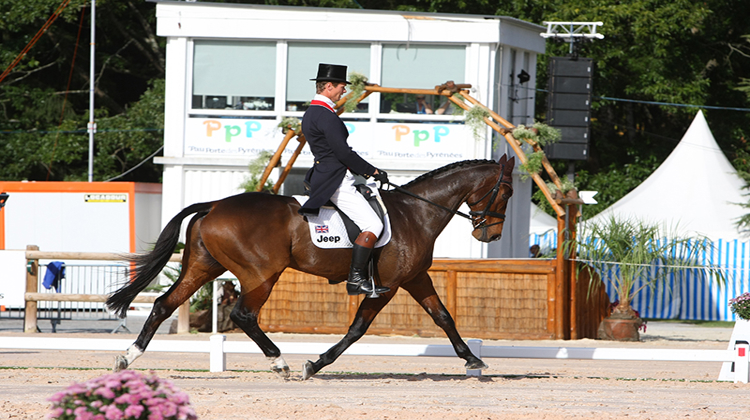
[373,170,389,185]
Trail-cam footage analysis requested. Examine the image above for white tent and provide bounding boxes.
[588,111,747,241]
[529,202,558,235]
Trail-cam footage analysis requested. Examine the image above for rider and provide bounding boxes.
[299,63,390,297]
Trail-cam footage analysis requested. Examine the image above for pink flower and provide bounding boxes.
[94,387,116,400]
[104,405,123,420]
[147,410,164,420]
[124,404,145,418]
[74,406,94,420]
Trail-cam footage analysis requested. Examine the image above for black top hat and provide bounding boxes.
[311,63,350,84]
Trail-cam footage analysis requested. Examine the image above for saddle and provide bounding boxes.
[295,177,391,249]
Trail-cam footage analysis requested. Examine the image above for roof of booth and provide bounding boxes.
[146,0,545,29]
[148,1,546,51]
[587,111,747,241]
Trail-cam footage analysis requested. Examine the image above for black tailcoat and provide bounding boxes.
[299,104,376,216]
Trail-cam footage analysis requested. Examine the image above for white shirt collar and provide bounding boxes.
[313,94,335,109]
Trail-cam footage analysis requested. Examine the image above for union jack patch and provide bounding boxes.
[315,225,329,233]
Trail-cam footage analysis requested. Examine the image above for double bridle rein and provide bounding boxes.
[385,163,512,232]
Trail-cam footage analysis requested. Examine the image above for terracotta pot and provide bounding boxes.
[597,316,642,341]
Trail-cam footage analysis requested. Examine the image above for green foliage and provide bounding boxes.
[239,150,275,192]
[465,105,490,141]
[278,117,301,134]
[344,71,368,113]
[519,151,544,181]
[570,216,724,313]
[0,0,165,182]
[512,122,561,147]
[190,284,213,313]
[729,292,750,321]
[532,177,576,216]
[572,157,660,219]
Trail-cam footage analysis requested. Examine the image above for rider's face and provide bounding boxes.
[327,82,347,102]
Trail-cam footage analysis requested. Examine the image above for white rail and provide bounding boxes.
[1,336,747,383]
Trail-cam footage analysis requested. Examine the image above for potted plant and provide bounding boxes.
[570,216,724,341]
[730,292,750,321]
[47,370,197,420]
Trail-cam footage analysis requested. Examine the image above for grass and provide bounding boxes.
[645,319,735,328]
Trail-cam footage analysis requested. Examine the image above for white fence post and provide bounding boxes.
[734,343,749,384]
[210,334,226,373]
[466,339,483,377]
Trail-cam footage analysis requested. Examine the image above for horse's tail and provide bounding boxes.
[106,201,215,318]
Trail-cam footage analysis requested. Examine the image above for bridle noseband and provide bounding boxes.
[467,163,512,231]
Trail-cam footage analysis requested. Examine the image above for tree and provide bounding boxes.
[0,0,165,181]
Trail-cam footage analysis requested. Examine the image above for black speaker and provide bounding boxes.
[545,57,594,160]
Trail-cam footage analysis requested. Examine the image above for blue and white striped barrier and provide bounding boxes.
[530,233,750,322]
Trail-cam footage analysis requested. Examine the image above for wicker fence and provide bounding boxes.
[260,258,609,340]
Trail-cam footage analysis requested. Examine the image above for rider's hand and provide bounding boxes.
[373,170,389,185]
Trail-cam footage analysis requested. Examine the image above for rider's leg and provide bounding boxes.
[347,231,389,295]
[330,171,389,296]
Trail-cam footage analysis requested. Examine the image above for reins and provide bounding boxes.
[383,163,511,230]
[384,181,474,221]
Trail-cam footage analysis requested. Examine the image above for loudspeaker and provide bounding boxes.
[546,57,594,160]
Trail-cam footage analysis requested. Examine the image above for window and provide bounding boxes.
[381,44,465,114]
[192,40,277,110]
[286,43,371,112]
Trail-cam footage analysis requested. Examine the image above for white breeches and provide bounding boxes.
[330,171,384,237]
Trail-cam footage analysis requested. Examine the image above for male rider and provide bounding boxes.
[298,63,390,297]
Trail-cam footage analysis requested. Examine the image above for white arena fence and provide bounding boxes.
[530,232,750,321]
[1,336,747,383]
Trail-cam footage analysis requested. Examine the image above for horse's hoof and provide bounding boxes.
[113,355,128,372]
[465,359,488,370]
[302,360,316,381]
[272,364,290,379]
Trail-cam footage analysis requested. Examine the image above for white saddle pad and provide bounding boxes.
[294,196,391,249]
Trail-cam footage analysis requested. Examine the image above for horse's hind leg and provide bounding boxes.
[228,272,291,378]
[402,272,487,370]
[115,233,226,371]
[302,291,395,380]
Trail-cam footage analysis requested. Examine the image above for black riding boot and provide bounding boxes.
[346,243,390,296]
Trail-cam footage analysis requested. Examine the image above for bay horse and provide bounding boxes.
[107,155,515,379]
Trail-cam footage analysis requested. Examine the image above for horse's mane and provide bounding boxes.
[403,159,499,188]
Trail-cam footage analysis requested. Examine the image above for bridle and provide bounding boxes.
[466,163,513,230]
[384,163,512,232]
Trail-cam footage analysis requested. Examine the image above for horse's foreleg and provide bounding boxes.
[402,272,487,370]
[114,255,225,371]
[302,291,395,380]
[229,273,291,378]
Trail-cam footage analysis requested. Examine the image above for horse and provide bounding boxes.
[106,155,515,380]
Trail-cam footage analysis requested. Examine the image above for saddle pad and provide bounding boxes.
[294,196,392,249]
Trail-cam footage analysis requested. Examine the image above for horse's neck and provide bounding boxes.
[404,167,489,233]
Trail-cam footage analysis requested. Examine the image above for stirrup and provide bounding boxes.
[346,280,390,297]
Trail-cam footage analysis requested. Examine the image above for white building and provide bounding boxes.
[152,1,545,258]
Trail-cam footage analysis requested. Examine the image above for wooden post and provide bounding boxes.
[177,301,190,333]
[566,191,580,339]
[272,134,307,195]
[449,92,566,218]
[348,295,359,325]
[445,270,457,317]
[258,129,296,192]
[24,245,39,333]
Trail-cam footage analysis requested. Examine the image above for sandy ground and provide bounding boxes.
[0,320,748,419]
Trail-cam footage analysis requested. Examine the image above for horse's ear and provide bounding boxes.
[498,154,507,165]
[506,156,515,172]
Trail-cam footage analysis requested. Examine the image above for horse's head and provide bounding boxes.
[467,154,514,242]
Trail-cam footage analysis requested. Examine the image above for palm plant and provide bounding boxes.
[571,216,724,319]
